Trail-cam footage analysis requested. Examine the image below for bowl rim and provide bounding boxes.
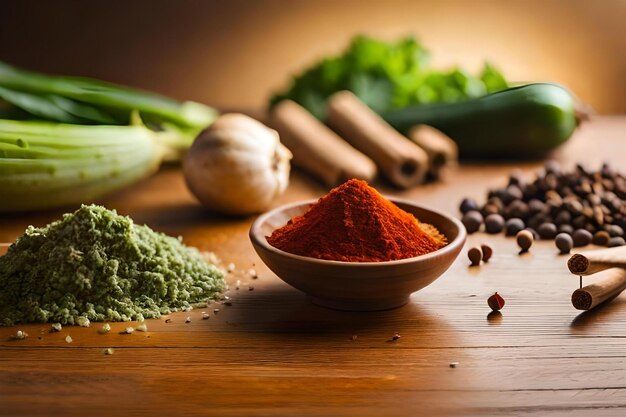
[249,197,467,267]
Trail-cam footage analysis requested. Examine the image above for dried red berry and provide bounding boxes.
[480,244,493,262]
[467,247,482,266]
[487,292,505,311]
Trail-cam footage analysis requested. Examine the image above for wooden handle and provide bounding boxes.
[568,246,626,275]
[326,91,429,189]
[407,125,458,179]
[571,268,626,310]
[270,100,377,186]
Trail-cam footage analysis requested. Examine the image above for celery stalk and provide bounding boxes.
[0,119,163,212]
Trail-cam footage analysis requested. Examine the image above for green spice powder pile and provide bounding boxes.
[0,205,225,326]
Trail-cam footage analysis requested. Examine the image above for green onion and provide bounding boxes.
[0,62,219,212]
[0,61,217,150]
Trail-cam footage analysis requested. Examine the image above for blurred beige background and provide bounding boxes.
[0,0,624,113]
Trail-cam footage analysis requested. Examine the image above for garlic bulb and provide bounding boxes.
[183,113,292,215]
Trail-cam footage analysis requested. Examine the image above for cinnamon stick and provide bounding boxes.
[326,91,429,189]
[270,100,377,186]
[407,124,458,179]
[567,246,626,275]
[571,268,626,310]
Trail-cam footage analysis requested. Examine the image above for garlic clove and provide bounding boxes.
[183,113,292,216]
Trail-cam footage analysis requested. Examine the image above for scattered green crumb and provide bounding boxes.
[0,204,225,326]
[98,323,111,334]
[13,330,27,340]
[103,348,114,355]
[51,323,62,332]
[65,335,73,343]
[135,323,148,332]
[77,317,90,327]
[120,327,134,334]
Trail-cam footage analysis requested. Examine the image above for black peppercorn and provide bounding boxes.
[462,211,483,234]
[485,214,505,234]
[572,229,592,247]
[538,222,557,239]
[555,233,574,254]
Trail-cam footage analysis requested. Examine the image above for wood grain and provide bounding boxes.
[1,116,625,416]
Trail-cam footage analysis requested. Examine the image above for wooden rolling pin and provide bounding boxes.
[326,91,429,189]
[571,268,626,310]
[270,100,377,186]
[568,246,626,275]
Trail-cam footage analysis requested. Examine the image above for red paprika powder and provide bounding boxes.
[267,179,447,262]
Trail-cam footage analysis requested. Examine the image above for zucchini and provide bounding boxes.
[383,83,578,158]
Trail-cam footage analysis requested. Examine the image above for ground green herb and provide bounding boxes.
[0,204,225,326]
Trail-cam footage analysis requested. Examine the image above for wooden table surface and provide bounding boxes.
[1,116,625,417]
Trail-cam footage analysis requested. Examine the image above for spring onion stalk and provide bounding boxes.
[0,61,218,151]
[0,119,165,212]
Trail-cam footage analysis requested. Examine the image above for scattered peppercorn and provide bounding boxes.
[202,312,210,320]
[449,362,459,368]
[558,224,574,236]
[485,214,505,234]
[572,229,592,247]
[555,233,573,254]
[608,237,626,247]
[462,211,483,234]
[505,218,525,236]
[516,230,534,253]
[480,244,493,262]
[467,247,483,266]
[554,210,571,226]
[487,292,505,311]
[460,198,478,214]
[538,222,557,239]
[606,225,624,237]
[185,317,192,323]
[592,230,611,246]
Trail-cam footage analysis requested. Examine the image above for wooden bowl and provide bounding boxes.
[249,198,466,311]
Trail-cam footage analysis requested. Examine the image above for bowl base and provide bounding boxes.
[309,295,410,311]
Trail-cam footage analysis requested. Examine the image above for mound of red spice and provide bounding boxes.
[267,179,447,262]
